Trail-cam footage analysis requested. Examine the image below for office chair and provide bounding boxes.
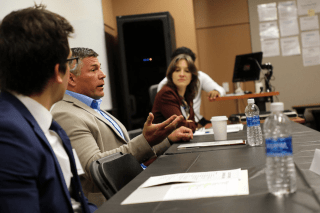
[90,152,143,199]
[127,128,143,139]
[149,84,158,106]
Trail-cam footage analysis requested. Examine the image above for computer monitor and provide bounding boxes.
[232,52,263,83]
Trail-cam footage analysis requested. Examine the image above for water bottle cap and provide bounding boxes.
[247,99,254,104]
[270,102,284,112]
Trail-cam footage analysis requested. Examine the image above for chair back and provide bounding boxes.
[90,152,143,199]
[149,84,158,106]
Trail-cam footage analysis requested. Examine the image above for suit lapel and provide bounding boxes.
[63,94,129,142]
[0,92,72,203]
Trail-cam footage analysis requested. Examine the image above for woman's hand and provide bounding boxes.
[208,90,220,101]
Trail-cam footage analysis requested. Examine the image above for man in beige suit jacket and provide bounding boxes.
[51,47,193,206]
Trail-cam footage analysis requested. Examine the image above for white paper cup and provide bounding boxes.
[210,116,228,141]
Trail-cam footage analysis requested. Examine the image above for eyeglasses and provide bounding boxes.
[66,57,79,71]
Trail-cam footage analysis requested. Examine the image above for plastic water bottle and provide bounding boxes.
[263,102,296,195]
[245,99,263,146]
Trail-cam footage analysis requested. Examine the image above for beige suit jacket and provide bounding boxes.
[51,94,171,206]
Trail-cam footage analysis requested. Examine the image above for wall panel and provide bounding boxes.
[194,0,249,28]
[197,24,254,118]
[194,0,253,120]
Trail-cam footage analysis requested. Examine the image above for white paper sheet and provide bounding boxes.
[278,1,298,20]
[257,3,278,22]
[279,18,299,37]
[300,15,319,31]
[261,39,280,57]
[280,36,301,56]
[302,47,320,66]
[163,179,239,200]
[194,124,244,136]
[297,0,320,16]
[140,169,241,188]
[121,170,249,205]
[177,140,246,150]
[301,30,320,48]
[259,21,280,39]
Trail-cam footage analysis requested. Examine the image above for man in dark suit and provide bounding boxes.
[0,5,97,213]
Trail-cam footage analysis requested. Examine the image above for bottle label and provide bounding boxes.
[246,115,260,127]
[265,137,293,157]
[253,115,260,126]
[246,116,253,127]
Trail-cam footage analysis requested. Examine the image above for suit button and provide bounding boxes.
[79,192,82,197]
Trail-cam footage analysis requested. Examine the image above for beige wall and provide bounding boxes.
[101,0,116,37]
[194,0,254,119]
[101,0,255,121]
[102,0,198,67]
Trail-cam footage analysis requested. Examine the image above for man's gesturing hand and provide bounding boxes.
[143,113,183,147]
[168,126,193,142]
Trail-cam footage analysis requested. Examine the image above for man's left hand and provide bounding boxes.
[168,126,193,142]
[143,113,184,147]
[208,90,220,101]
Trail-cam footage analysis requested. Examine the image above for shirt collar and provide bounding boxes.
[9,91,52,134]
[65,90,102,110]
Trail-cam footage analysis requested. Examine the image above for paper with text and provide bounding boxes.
[163,170,249,201]
[121,170,249,205]
[140,169,241,188]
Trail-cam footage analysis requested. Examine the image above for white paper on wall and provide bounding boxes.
[260,21,280,39]
[301,30,320,48]
[302,46,320,67]
[300,15,319,31]
[278,1,297,20]
[297,0,320,16]
[280,36,301,56]
[261,39,280,57]
[257,3,278,22]
[279,18,299,37]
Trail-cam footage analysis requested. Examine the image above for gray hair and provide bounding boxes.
[71,47,99,76]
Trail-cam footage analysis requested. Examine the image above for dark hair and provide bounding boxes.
[171,47,196,62]
[71,47,99,76]
[0,4,74,95]
[166,54,199,103]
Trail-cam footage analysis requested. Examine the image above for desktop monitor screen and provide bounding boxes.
[232,52,263,83]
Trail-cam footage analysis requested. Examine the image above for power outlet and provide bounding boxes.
[222,82,229,93]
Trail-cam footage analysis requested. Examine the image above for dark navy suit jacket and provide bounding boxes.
[0,91,97,213]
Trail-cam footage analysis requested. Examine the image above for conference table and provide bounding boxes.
[96,122,320,213]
